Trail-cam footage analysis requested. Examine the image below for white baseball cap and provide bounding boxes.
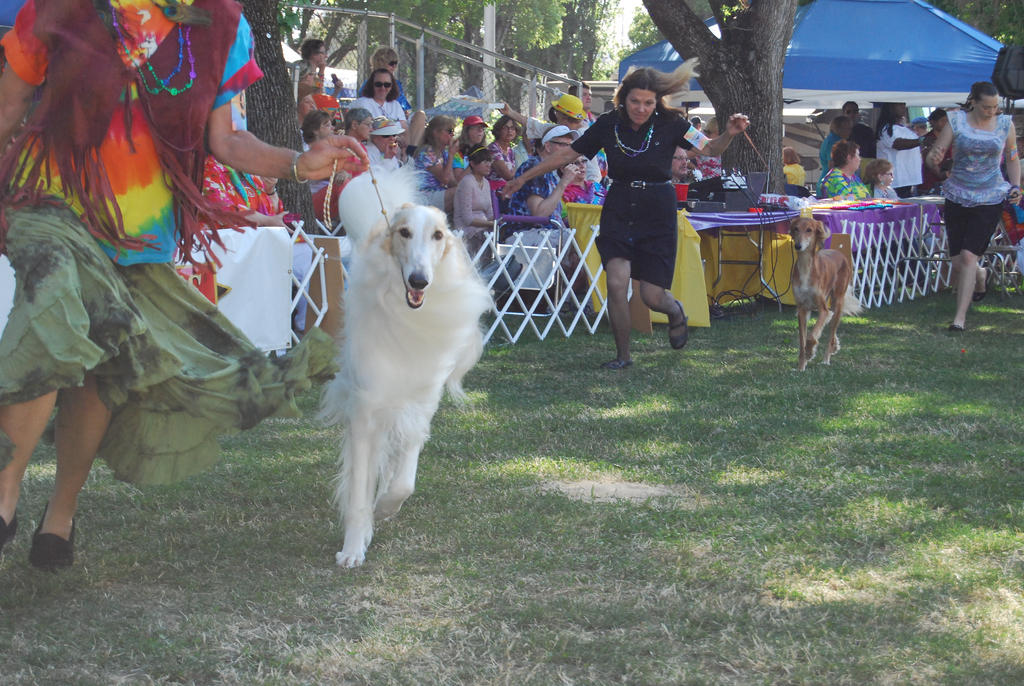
[541,124,581,146]
[370,116,404,136]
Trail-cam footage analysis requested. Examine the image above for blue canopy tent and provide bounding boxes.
[0,0,24,28]
[618,0,1004,108]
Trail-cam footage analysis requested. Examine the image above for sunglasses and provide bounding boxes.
[388,60,399,66]
[374,81,393,88]
[446,128,455,134]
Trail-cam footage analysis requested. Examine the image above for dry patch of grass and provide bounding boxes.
[537,478,703,507]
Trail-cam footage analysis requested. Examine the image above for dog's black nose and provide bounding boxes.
[408,273,429,290]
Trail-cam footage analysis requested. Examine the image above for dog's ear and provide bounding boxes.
[815,220,831,244]
[399,202,416,210]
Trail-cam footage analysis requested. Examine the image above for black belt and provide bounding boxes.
[613,179,673,189]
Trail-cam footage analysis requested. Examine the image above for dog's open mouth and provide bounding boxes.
[405,288,425,309]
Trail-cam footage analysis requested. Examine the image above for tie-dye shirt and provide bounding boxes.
[1,0,262,264]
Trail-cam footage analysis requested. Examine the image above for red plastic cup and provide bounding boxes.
[674,183,689,202]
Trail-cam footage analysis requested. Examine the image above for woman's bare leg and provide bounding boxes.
[43,376,110,539]
[952,250,979,328]
[604,257,633,363]
[0,392,58,525]
[638,280,678,317]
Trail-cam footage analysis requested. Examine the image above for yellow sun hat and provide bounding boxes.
[551,94,586,120]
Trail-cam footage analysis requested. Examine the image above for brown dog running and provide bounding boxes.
[789,217,863,371]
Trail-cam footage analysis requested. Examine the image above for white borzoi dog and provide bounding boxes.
[319,167,492,568]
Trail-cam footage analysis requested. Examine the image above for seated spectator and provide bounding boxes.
[672,147,691,184]
[817,140,871,200]
[298,39,326,93]
[782,146,806,187]
[875,102,924,197]
[306,111,365,226]
[570,82,608,179]
[503,94,600,183]
[452,146,496,255]
[343,107,373,145]
[453,115,488,183]
[691,117,722,180]
[296,92,318,147]
[842,101,876,159]
[919,108,951,194]
[352,68,409,139]
[819,115,852,173]
[364,46,412,112]
[302,109,334,145]
[562,154,603,205]
[508,125,584,234]
[201,157,285,229]
[863,158,898,200]
[414,115,458,212]
[302,110,341,193]
[366,116,404,172]
[910,116,929,137]
[486,114,521,191]
[355,50,426,151]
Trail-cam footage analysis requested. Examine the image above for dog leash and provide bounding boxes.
[322,151,391,231]
[366,159,391,229]
[322,159,338,227]
[742,129,769,170]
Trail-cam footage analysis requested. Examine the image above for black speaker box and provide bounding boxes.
[992,46,1024,99]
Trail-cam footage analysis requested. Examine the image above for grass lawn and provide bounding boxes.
[2,292,1023,685]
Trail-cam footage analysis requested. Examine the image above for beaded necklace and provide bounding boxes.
[109,0,197,96]
[614,119,654,157]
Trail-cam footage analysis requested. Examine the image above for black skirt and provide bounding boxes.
[595,182,677,289]
[944,199,1003,257]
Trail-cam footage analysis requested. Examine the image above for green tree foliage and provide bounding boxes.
[510,0,618,80]
[929,0,1023,45]
[621,1,711,61]
[626,9,662,53]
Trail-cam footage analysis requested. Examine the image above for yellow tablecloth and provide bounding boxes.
[564,203,711,328]
[699,229,796,306]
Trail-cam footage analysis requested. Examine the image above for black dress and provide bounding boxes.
[573,110,697,289]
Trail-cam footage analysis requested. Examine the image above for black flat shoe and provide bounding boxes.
[668,300,689,350]
[948,323,965,332]
[971,290,987,302]
[0,513,17,553]
[29,505,74,571]
[601,358,633,370]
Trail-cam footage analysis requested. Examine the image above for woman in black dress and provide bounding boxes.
[504,61,750,368]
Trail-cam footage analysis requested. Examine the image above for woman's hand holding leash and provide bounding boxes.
[724,113,750,136]
[297,135,369,182]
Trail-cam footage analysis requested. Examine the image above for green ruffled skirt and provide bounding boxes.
[0,205,338,484]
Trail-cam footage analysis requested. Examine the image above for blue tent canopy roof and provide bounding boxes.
[0,0,24,26]
[619,0,1004,107]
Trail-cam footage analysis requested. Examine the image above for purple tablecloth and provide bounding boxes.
[812,203,942,248]
[684,208,799,232]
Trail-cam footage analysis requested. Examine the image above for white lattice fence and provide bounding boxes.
[842,211,950,309]
[467,228,606,345]
[288,221,329,347]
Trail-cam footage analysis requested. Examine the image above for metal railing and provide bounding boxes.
[283,4,581,118]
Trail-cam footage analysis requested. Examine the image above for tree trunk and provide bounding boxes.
[239,0,317,228]
[643,0,798,193]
